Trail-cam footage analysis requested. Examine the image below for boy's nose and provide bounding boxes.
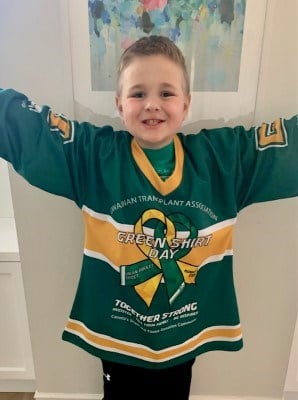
[145,100,161,111]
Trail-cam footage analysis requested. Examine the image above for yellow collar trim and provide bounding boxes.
[131,135,184,196]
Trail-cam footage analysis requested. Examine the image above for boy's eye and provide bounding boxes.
[161,91,173,97]
[131,92,145,98]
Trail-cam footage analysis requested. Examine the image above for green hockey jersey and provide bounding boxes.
[0,89,297,369]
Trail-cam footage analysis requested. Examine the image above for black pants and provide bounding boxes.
[101,358,195,400]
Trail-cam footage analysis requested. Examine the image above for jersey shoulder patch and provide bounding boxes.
[48,111,74,144]
[255,118,288,151]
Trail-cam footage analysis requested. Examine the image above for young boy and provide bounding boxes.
[0,36,297,400]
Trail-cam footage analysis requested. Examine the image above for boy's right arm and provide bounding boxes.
[0,88,88,206]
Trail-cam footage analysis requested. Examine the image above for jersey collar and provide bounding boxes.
[131,135,184,196]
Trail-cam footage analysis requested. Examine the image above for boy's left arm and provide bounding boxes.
[235,115,298,210]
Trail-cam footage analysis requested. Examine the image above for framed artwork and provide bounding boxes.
[88,0,246,92]
[67,0,268,129]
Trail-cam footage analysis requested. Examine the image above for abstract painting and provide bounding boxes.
[88,0,246,92]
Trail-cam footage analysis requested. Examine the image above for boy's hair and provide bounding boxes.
[117,35,190,94]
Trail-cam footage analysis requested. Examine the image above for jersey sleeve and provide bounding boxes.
[234,115,298,210]
[0,88,113,207]
[186,115,298,212]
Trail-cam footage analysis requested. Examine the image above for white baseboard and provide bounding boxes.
[34,394,99,400]
[34,393,283,400]
[0,379,36,392]
[283,392,298,400]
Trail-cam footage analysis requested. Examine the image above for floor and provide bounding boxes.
[0,394,34,400]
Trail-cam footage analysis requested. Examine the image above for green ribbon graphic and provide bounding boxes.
[120,209,198,306]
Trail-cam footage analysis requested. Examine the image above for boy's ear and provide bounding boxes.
[185,94,191,110]
[115,96,123,115]
[183,94,191,117]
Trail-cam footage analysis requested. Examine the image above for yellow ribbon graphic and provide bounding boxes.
[120,209,199,307]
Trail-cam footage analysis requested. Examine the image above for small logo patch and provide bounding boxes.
[255,118,288,150]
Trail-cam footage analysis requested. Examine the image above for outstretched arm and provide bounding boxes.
[0,88,87,206]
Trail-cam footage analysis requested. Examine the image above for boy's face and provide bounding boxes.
[116,55,191,149]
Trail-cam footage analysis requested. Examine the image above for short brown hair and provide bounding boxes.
[117,35,190,94]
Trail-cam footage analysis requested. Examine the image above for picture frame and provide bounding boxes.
[67,0,268,130]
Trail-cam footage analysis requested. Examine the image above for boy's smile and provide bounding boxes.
[116,54,191,149]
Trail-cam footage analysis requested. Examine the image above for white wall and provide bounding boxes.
[191,1,298,398]
[0,0,297,398]
[0,0,101,395]
[0,159,14,218]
